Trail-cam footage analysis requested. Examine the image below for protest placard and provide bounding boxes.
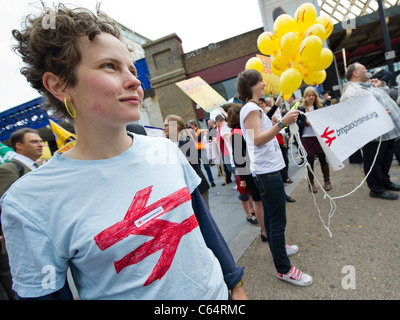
[176,77,227,113]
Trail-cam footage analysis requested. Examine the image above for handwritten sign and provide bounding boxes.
[176,77,227,112]
[256,54,280,95]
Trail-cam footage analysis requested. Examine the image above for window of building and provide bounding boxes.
[210,77,238,101]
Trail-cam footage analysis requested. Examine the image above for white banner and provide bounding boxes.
[306,95,394,171]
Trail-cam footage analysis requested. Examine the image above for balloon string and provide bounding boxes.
[288,121,382,238]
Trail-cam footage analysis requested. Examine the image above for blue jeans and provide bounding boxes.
[254,171,291,274]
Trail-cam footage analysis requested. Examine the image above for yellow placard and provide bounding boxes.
[256,54,280,95]
[176,77,227,112]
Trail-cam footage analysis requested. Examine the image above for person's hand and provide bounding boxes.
[275,92,283,106]
[231,287,248,300]
[281,109,299,126]
[369,78,382,87]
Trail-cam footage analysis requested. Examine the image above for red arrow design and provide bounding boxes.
[320,126,336,147]
[94,186,198,286]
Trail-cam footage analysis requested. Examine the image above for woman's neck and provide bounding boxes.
[248,99,259,104]
[61,122,133,160]
[305,101,314,107]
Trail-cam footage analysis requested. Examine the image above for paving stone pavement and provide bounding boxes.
[208,158,400,300]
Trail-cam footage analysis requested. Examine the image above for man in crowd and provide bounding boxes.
[341,62,400,200]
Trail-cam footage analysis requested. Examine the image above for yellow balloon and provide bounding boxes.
[257,32,280,56]
[297,63,310,78]
[279,68,303,94]
[304,23,327,41]
[294,3,317,34]
[308,48,333,71]
[271,64,283,76]
[316,15,334,38]
[273,14,296,39]
[298,35,322,62]
[303,70,326,85]
[281,32,300,58]
[271,53,291,73]
[283,93,293,100]
[245,57,264,73]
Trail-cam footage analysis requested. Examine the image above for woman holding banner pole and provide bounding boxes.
[237,69,313,287]
[297,86,332,193]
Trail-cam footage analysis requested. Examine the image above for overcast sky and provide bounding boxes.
[0,0,263,113]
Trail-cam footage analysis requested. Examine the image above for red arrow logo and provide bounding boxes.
[321,126,336,147]
[94,186,198,286]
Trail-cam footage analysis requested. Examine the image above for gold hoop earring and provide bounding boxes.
[64,97,76,118]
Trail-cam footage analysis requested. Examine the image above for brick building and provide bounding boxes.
[143,28,263,128]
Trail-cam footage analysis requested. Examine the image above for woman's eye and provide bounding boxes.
[103,63,116,70]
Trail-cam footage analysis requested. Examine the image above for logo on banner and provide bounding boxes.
[94,186,198,286]
[321,126,336,147]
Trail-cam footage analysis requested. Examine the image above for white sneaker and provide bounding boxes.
[277,266,313,286]
[286,244,299,256]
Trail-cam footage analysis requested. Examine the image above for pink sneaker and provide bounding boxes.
[277,266,313,286]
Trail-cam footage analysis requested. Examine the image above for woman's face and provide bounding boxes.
[67,32,144,127]
[163,120,170,138]
[250,79,266,101]
[163,119,179,140]
[305,92,316,105]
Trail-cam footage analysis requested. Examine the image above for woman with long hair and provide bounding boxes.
[298,86,332,193]
[237,69,312,287]
[163,114,210,208]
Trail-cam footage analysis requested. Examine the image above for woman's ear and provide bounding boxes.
[42,72,68,102]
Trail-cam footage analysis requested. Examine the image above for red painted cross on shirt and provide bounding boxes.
[94,186,198,286]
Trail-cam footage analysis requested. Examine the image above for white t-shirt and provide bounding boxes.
[240,102,285,175]
[301,105,316,137]
[220,124,234,168]
[1,133,228,300]
[12,153,37,171]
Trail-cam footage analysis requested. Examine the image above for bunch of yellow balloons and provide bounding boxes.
[246,2,334,99]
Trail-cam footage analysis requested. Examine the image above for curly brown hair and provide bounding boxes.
[12,3,123,119]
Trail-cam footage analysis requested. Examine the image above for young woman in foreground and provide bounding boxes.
[1,4,246,300]
[237,69,313,286]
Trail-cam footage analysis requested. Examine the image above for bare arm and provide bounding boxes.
[244,109,299,147]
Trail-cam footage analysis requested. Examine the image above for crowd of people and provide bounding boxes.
[1,3,400,300]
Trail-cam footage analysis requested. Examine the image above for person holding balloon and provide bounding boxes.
[237,69,313,287]
[297,86,332,193]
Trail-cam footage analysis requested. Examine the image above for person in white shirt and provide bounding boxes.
[297,86,332,193]
[237,69,313,287]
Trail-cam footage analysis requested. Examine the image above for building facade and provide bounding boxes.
[143,28,263,128]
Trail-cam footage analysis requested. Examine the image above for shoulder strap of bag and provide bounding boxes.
[9,160,25,177]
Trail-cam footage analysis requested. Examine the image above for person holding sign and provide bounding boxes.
[341,62,400,200]
[237,69,312,287]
